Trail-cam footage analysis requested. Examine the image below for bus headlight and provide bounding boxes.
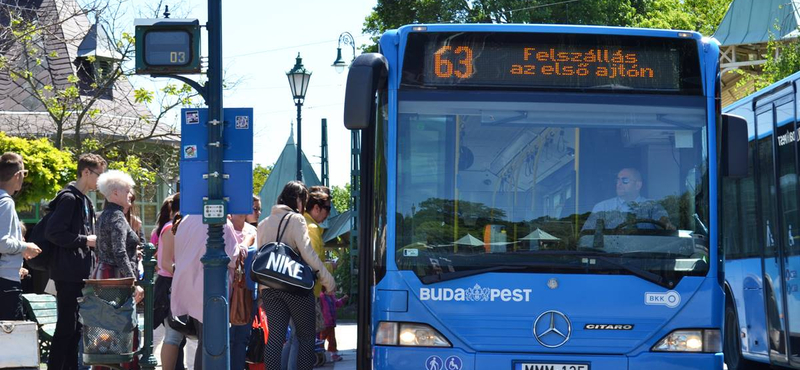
[652,329,721,352]
[375,322,451,347]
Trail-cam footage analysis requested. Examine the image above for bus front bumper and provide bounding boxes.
[373,347,724,370]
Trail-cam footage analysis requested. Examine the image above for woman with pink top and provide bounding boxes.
[152,193,187,370]
[170,213,241,370]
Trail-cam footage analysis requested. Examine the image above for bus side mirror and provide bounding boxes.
[721,113,748,178]
[344,53,388,130]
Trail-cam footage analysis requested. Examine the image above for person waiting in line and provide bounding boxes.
[247,194,262,228]
[229,195,259,370]
[171,212,242,370]
[0,152,41,321]
[319,286,348,362]
[152,194,187,370]
[257,181,336,370]
[282,187,333,370]
[46,153,106,370]
[92,170,144,370]
[582,167,672,231]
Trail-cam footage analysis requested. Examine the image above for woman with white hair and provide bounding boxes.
[92,169,143,369]
[92,170,142,286]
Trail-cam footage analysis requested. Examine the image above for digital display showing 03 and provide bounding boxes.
[401,32,702,94]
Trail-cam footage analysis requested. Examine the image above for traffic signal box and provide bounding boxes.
[135,19,201,75]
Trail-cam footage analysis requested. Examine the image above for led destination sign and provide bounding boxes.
[402,32,702,94]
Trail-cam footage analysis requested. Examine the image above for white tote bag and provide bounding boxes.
[0,321,39,368]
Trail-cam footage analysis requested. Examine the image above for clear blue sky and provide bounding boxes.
[134,0,378,188]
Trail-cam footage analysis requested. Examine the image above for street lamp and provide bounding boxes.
[332,31,356,74]
[287,53,311,181]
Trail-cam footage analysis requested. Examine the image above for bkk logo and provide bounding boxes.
[420,284,533,302]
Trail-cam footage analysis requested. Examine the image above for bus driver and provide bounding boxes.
[582,168,672,231]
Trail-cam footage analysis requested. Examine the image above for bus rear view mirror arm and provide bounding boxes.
[721,113,748,178]
[344,53,388,130]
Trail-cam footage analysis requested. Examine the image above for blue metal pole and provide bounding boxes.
[202,0,230,367]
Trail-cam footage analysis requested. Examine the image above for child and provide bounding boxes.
[319,287,348,361]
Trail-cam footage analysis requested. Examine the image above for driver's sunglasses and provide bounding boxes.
[617,177,631,185]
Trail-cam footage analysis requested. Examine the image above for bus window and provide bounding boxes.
[395,93,709,285]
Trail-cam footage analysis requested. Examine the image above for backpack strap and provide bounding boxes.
[275,213,292,243]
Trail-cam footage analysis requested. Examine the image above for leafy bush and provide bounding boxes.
[0,133,75,209]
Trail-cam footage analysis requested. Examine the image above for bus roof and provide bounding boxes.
[394,24,705,41]
[724,70,800,112]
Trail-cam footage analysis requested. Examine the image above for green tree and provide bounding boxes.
[737,35,800,92]
[0,133,76,208]
[363,0,733,50]
[331,184,351,212]
[632,0,732,35]
[363,0,645,50]
[253,164,273,195]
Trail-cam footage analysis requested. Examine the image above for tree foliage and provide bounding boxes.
[0,133,75,208]
[737,36,800,92]
[363,0,734,50]
[0,0,197,192]
[331,184,351,212]
[253,164,273,195]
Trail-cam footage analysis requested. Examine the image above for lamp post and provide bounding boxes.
[287,53,311,181]
[332,31,356,73]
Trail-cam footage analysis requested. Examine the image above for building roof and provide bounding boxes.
[257,132,352,242]
[77,23,122,60]
[714,0,800,46]
[0,0,176,142]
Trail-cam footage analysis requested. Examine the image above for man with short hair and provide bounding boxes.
[0,152,41,320]
[46,153,106,370]
[582,168,671,231]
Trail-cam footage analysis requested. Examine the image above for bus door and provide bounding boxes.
[762,93,799,366]
[783,90,800,366]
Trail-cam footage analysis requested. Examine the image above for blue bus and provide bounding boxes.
[343,24,748,370]
[722,71,800,370]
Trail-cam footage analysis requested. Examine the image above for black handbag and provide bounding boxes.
[167,314,198,339]
[250,213,316,294]
[245,326,265,364]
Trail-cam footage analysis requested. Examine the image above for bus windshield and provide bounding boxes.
[396,92,710,286]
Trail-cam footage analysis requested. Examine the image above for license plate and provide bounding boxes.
[515,363,589,370]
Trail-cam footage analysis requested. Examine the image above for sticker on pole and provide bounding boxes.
[235,115,249,129]
[644,290,681,308]
[183,145,198,159]
[185,110,200,124]
[203,202,226,224]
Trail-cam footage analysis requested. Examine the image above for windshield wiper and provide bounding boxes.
[515,250,671,288]
[421,265,528,284]
[420,251,671,287]
[583,254,672,288]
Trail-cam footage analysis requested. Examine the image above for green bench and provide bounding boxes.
[21,293,57,363]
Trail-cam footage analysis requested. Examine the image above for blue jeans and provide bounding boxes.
[230,324,251,370]
[281,319,300,370]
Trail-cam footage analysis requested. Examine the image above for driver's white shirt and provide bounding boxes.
[582,196,668,230]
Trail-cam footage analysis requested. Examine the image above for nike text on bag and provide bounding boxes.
[250,213,315,294]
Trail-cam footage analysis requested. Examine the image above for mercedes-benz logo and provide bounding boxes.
[533,310,572,348]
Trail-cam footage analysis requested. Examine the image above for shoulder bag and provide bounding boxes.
[230,251,253,325]
[250,213,316,294]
